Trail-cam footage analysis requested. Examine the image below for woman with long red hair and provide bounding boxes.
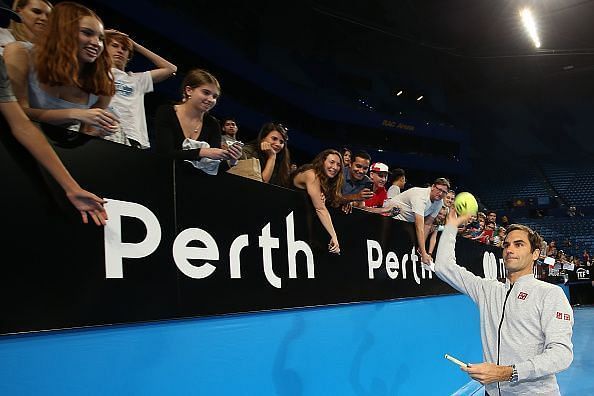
[3,1,118,134]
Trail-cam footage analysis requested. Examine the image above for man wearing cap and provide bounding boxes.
[392,178,450,264]
[362,162,395,214]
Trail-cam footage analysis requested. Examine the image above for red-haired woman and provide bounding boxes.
[3,1,118,134]
[292,149,344,254]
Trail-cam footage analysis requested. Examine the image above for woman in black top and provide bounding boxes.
[241,122,291,186]
[154,68,241,162]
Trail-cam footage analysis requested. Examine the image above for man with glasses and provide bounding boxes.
[392,177,450,264]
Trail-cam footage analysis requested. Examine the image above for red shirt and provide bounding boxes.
[365,187,387,208]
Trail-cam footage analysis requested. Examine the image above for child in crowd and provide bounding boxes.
[241,122,291,186]
[292,149,344,254]
[463,214,485,239]
[103,29,177,148]
[341,147,352,167]
[0,0,52,54]
[427,205,449,258]
[474,220,495,244]
[154,68,241,172]
[492,226,506,248]
[3,1,119,135]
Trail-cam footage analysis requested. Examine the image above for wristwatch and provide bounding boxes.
[509,364,519,383]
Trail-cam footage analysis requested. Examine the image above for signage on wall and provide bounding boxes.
[0,126,502,335]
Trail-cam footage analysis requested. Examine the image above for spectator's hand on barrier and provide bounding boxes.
[357,188,374,201]
[379,206,401,217]
[328,236,340,254]
[65,188,108,226]
[389,206,401,217]
[260,141,276,158]
[75,108,119,132]
[342,202,353,214]
[461,362,513,385]
[83,124,117,138]
[421,251,432,265]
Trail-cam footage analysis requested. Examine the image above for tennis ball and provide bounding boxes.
[454,192,478,216]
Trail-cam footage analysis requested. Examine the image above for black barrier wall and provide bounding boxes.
[0,125,504,335]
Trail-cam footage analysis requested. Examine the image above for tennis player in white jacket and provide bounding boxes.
[435,209,573,396]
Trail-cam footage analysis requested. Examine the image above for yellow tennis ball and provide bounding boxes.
[454,192,478,215]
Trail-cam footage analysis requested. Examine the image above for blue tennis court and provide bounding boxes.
[557,306,594,396]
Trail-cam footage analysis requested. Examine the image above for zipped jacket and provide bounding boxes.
[435,225,573,395]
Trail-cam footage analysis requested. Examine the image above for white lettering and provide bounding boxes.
[172,228,218,279]
[401,253,408,279]
[367,239,383,278]
[104,199,161,278]
[366,241,434,284]
[260,223,281,288]
[411,247,421,284]
[286,212,314,279]
[483,251,498,279]
[385,251,399,279]
[229,235,249,278]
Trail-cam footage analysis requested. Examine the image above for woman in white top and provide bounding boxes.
[0,0,52,54]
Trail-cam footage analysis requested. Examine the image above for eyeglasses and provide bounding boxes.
[434,186,449,195]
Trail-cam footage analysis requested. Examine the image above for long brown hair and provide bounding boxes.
[9,0,53,42]
[256,122,291,187]
[297,149,344,207]
[34,2,114,96]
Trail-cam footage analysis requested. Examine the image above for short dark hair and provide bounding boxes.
[221,117,237,126]
[352,150,371,163]
[504,224,543,253]
[391,168,405,179]
[433,177,451,189]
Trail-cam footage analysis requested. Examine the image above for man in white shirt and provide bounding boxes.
[392,177,449,264]
[105,30,177,148]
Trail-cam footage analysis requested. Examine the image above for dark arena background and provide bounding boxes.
[1,1,593,395]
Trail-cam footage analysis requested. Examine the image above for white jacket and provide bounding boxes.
[435,225,573,395]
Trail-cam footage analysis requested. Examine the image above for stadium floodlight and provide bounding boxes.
[520,8,541,48]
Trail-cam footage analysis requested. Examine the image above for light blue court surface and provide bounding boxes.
[557,306,594,396]
[0,300,591,395]
[0,294,483,396]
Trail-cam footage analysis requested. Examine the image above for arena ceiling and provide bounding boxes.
[164,0,594,158]
[92,0,594,159]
